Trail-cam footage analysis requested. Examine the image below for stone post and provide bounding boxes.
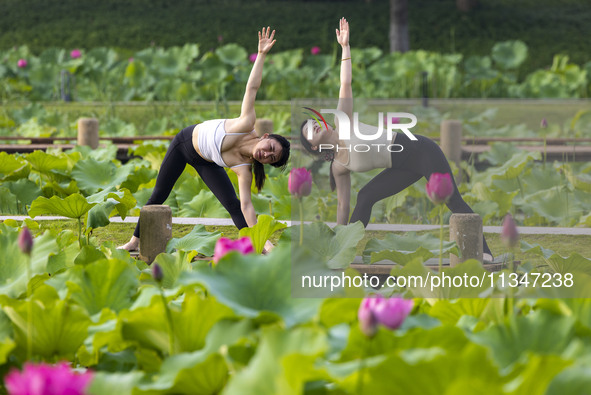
[77,118,99,149]
[449,213,483,266]
[139,205,172,264]
[254,119,273,137]
[440,119,463,182]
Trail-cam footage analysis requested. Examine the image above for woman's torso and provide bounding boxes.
[192,119,253,168]
[334,121,397,172]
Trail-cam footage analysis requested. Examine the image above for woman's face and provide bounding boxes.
[253,135,282,164]
[302,119,332,150]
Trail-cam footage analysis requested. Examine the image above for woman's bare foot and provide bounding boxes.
[117,236,139,251]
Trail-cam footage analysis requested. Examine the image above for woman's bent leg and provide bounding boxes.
[197,166,248,229]
[132,132,191,238]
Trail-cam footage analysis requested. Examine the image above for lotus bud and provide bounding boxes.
[501,213,519,248]
[288,168,313,198]
[18,227,33,255]
[152,263,164,283]
[425,172,454,205]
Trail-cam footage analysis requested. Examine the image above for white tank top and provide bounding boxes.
[197,119,252,168]
[334,122,396,172]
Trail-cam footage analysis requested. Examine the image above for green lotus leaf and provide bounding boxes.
[1,284,91,360]
[135,319,252,394]
[119,291,234,355]
[151,252,194,289]
[87,371,144,395]
[216,43,248,67]
[293,221,365,269]
[470,309,574,369]
[120,166,158,194]
[24,150,69,175]
[0,187,19,214]
[180,244,322,327]
[73,245,107,266]
[87,188,137,229]
[0,152,27,177]
[239,215,287,254]
[5,178,42,208]
[470,182,517,216]
[29,193,95,219]
[487,150,539,180]
[166,225,221,256]
[363,232,458,265]
[66,259,139,315]
[545,253,591,276]
[520,187,584,226]
[224,326,328,395]
[546,365,591,395]
[0,226,59,298]
[491,40,528,69]
[177,190,227,218]
[71,158,135,194]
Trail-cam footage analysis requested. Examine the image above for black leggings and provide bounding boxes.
[133,125,248,237]
[349,133,492,256]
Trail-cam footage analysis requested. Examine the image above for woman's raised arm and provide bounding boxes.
[336,18,352,118]
[227,27,276,133]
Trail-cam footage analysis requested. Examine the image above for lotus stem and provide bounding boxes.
[439,205,444,274]
[160,288,175,356]
[299,199,304,246]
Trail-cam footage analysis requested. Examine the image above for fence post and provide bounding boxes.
[77,118,99,149]
[449,213,483,266]
[139,205,172,265]
[440,119,463,182]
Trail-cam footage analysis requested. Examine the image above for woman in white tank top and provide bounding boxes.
[119,27,290,254]
[299,18,493,261]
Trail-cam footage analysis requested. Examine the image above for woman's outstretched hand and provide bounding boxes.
[336,17,349,47]
[258,27,276,54]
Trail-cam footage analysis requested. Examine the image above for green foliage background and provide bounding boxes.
[1,0,590,75]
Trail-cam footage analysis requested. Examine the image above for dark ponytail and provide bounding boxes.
[253,160,266,191]
[252,134,290,192]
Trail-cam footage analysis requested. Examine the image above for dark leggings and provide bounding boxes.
[349,133,492,256]
[133,125,248,237]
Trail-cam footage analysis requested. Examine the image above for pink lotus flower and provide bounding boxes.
[5,362,93,395]
[128,57,134,63]
[425,172,454,205]
[540,118,548,128]
[501,213,519,248]
[213,236,255,264]
[218,35,223,43]
[17,227,33,255]
[152,263,163,282]
[249,53,258,63]
[17,59,27,68]
[70,49,81,59]
[358,296,413,337]
[310,46,321,55]
[288,168,313,198]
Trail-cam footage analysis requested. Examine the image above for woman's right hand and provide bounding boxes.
[258,27,276,55]
[336,17,349,47]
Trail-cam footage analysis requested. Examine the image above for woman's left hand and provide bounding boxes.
[258,27,276,54]
[336,17,349,47]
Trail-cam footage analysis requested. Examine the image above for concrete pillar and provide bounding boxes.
[77,118,99,149]
[440,120,462,164]
[254,119,273,137]
[449,213,483,266]
[440,119,463,182]
[139,205,172,264]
